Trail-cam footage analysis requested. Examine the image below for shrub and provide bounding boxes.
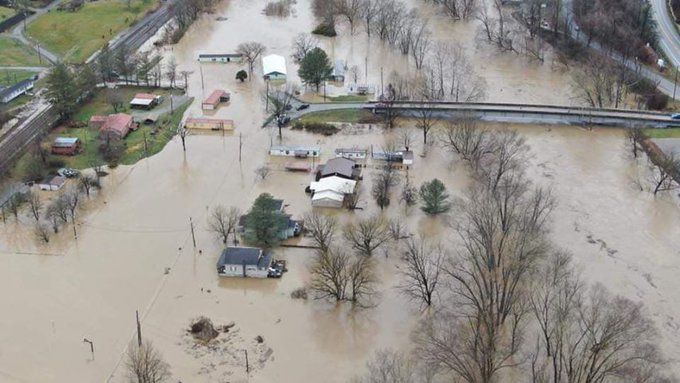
[290,287,308,299]
[312,23,336,37]
[47,158,66,169]
[291,121,339,135]
[646,93,669,110]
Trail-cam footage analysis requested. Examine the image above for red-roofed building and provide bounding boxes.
[201,89,230,110]
[97,113,136,140]
[89,115,108,129]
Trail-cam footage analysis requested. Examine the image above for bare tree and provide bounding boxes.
[343,214,391,256]
[303,211,337,252]
[126,340,171,383]
[479,130,529,191]
[337,0,363,34]
[372,166,400,209]
[441,115,491,170]
[266,85,296,140]
[177,124,188,152]
[308,248,350,301]
[348,65,360,83]
[27,190,42,222]
[106,89,124,113]
[352,348,420,383]
[179,70,193,91]
[255,166,271,181]
[46,195,69,233]
[64,188,80,238]
[34,222,51,243]
[398,236,444,307]
[292,33,319,63]
[415,99,436,145]
[78,173,100,197]
[347,255,378,304]
[627,126,647,159]
[346,184,363,210]
[236,41,266,78]
[165,56,178,87]
[571,55,625,108]
[207,205,241,244]
[650,152,680,196]
[400,173,418,207]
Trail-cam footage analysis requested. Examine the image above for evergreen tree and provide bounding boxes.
[298,47,333,92]
[419,179,451,215]
[244,193,288,248]
[45,62,77,118]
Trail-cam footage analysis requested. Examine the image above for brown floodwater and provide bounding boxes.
[1,1,679,382]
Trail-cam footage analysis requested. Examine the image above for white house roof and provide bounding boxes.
[130,98,154,106]
[262,54,287,76]
[312,190,345,203]
[310,176,356,194]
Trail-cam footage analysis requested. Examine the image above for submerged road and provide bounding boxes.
[285,101,677,129]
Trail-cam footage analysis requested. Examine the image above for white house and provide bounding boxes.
[37,175,65,191]
[310,176,357,208]
[330,60,345,82]
[216,247,273,278]
[335,147,368,160]
[0,79,34,104]
[269,145,320,158]
[262,54,287,81]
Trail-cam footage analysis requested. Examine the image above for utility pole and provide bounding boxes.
[170,96,174,114]
[83,338,94,358]
[364,56,368,83]
[674,67,679,102]
[243,349,250,373]
[265,80,270,112]
[189,217,196,248]
[37,44,42,64]
[136,310,142,347]
[199,66,205,94]
[380,67,384,98]
[239,133,243,163]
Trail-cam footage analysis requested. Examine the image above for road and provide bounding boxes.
[9,0,61,64]
[283,101,677,129]
[651,0,680,67]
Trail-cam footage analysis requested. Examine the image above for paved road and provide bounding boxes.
[651,0,680,67]
[0,66,49,72]
[9,0,61,63]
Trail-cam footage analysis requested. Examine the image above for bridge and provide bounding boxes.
[287,101,678,129]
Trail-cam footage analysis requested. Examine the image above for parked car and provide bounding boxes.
[57,168,79,178]
[296,103,310,111]
[671,113,680,120]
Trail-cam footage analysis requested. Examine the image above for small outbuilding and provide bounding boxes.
[330,60,345,82]
[216,247,273,278]
[262,54,287,81]
[51,137,82,156]
[372,149,414,165]
[130,93,161,110]
[98,113,136,140]
[0,79,34,104]
[37,175,66,191]
[201,89,230,110]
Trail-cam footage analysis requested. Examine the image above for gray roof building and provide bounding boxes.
[217,247,272,268]
[321,157,355,179]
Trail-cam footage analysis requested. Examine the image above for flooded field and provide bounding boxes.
[1,1,679,382]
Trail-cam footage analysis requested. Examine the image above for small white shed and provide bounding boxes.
[262,54,287,81]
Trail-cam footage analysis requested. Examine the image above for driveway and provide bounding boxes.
[10,0,61,63]
[651,0,680,68]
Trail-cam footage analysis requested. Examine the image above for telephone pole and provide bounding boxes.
[136,310,142,347]
[189,217,196,248]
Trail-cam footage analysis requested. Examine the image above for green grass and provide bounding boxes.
[298,108,378,124]
[27,0,158,63]
[643,128,680,138]
[0,69,38,84]
[0,6,15,20]
[40,86,189,169]
[0,35,42,66]
[325,95,370,103]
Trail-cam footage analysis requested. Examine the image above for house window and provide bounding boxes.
[285,150,289,155]
[313,151,317,156]
[212,58,216,62]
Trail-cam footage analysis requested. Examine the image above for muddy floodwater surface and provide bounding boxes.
[1,1,680,382]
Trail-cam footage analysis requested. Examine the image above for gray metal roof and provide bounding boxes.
[53,137,79,146]
[321,157,355,178]
[217,247,272,267]
[0,79,33,101]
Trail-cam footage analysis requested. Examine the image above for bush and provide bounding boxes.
[290,287,308,299]
[17,154,47,182]
[47,158,66,169]
[291,121,339,135]
[100,141,124,167]
[646,93,669,110]
[312,23,336,37]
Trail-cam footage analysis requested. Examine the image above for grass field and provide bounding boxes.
[0,6,15,19]
[0,69,38,84]
[27,0,158,63]
[298,108,379,124]
[644,128,680,138]
[0,35,42,66]
[325,95,370,103]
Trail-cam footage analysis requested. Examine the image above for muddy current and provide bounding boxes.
[1,1,680,382]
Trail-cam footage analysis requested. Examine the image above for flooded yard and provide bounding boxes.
[1,1,679,382]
